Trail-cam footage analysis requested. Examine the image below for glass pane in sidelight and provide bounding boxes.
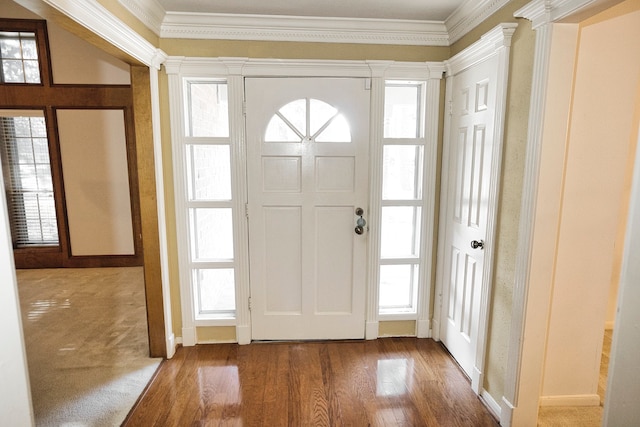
[187,144,232,201]
[190,208,234,261]
[187,81,229,137]
[380,206,421,258]
[195,268,236,313]
[379,264,419,311]
[382,145,423,200]
[384,84,421,138]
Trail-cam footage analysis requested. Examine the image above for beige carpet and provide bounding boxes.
[17,267,161,426]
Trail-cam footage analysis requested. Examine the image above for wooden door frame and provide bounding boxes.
[434,23,516,395]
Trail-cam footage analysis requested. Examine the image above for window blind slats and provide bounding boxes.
[0,116,58,246]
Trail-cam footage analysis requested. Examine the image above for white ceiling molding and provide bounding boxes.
[160,13,449,46]
[515,0,611,28]
[121,0,520,47]
[445,22,518,75]
[445,0,512,44]
[38,0,166,68]
[118,0,165,36]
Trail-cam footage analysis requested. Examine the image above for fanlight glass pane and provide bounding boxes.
[379,264,419,311]
[309,99,337,136]
[187,144,231,200]
[278,99,307,136]
[187,81,229,137]
[382,145,423,200]
[315,114,351,143]
[265,114,301,142]
[190,208,234,260]
[265,98,350,142]
[380,206,421,258]
[195,268,236,313]
[384,84,421,138]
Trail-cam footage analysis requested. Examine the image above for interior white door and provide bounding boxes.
[245,77,370,340]
[440,56,498,378]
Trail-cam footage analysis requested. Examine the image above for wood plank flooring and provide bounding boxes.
[124,338,498,426]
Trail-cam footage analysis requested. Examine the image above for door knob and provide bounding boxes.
[471,240,484,250]
[355,207,366,235]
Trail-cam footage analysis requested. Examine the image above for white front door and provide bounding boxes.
[439,56,498,378]
[245,78,370,340]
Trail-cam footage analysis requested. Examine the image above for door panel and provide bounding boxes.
[245,78,369,340]
[440,56,496,378]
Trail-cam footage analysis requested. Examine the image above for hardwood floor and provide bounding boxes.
[124,338,498,426]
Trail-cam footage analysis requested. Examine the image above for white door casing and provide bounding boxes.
[245,77,370,340]
[435,23,516,394]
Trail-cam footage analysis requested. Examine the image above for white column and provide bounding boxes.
[0,162,34,426]
[364,61,390,340]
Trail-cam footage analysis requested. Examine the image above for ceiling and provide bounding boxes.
[155,0,467,21]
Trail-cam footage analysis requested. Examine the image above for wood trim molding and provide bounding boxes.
[15,0,167,68]
[439,22,517,396]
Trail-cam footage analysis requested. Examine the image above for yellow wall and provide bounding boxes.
[160,38,449,62]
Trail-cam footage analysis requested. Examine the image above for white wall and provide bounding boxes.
[541,7,640,403]
[57,110,135,256]
[0,162,34,425]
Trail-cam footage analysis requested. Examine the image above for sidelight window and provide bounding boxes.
[378,81,426,316]
[183,79,236,320]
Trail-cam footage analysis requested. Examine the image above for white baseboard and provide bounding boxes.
[182,327,196,346]
[197,339,237,344]
[236,325,251,345]
[166,333,176,359]
[365,321,378,340]
[480,389,502,420]
[539,394,601,407]
[416,319,431,338]
[500,396,515,427]
[472,366,483,394]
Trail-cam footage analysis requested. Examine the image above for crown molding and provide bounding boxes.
[446,0,512,44]
[113,0,521,47]
[160,13,449,46]
[514,0,604,28]
[445,23,518,75]
[118,0,165,36]
[39,0,166,68]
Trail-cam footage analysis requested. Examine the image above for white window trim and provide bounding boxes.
[165,57,444,345]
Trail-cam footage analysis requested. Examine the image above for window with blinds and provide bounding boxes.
[0,113,58,247]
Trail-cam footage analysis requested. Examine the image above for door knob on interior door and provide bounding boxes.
[355,207,366,235]
[470,240,484,250]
